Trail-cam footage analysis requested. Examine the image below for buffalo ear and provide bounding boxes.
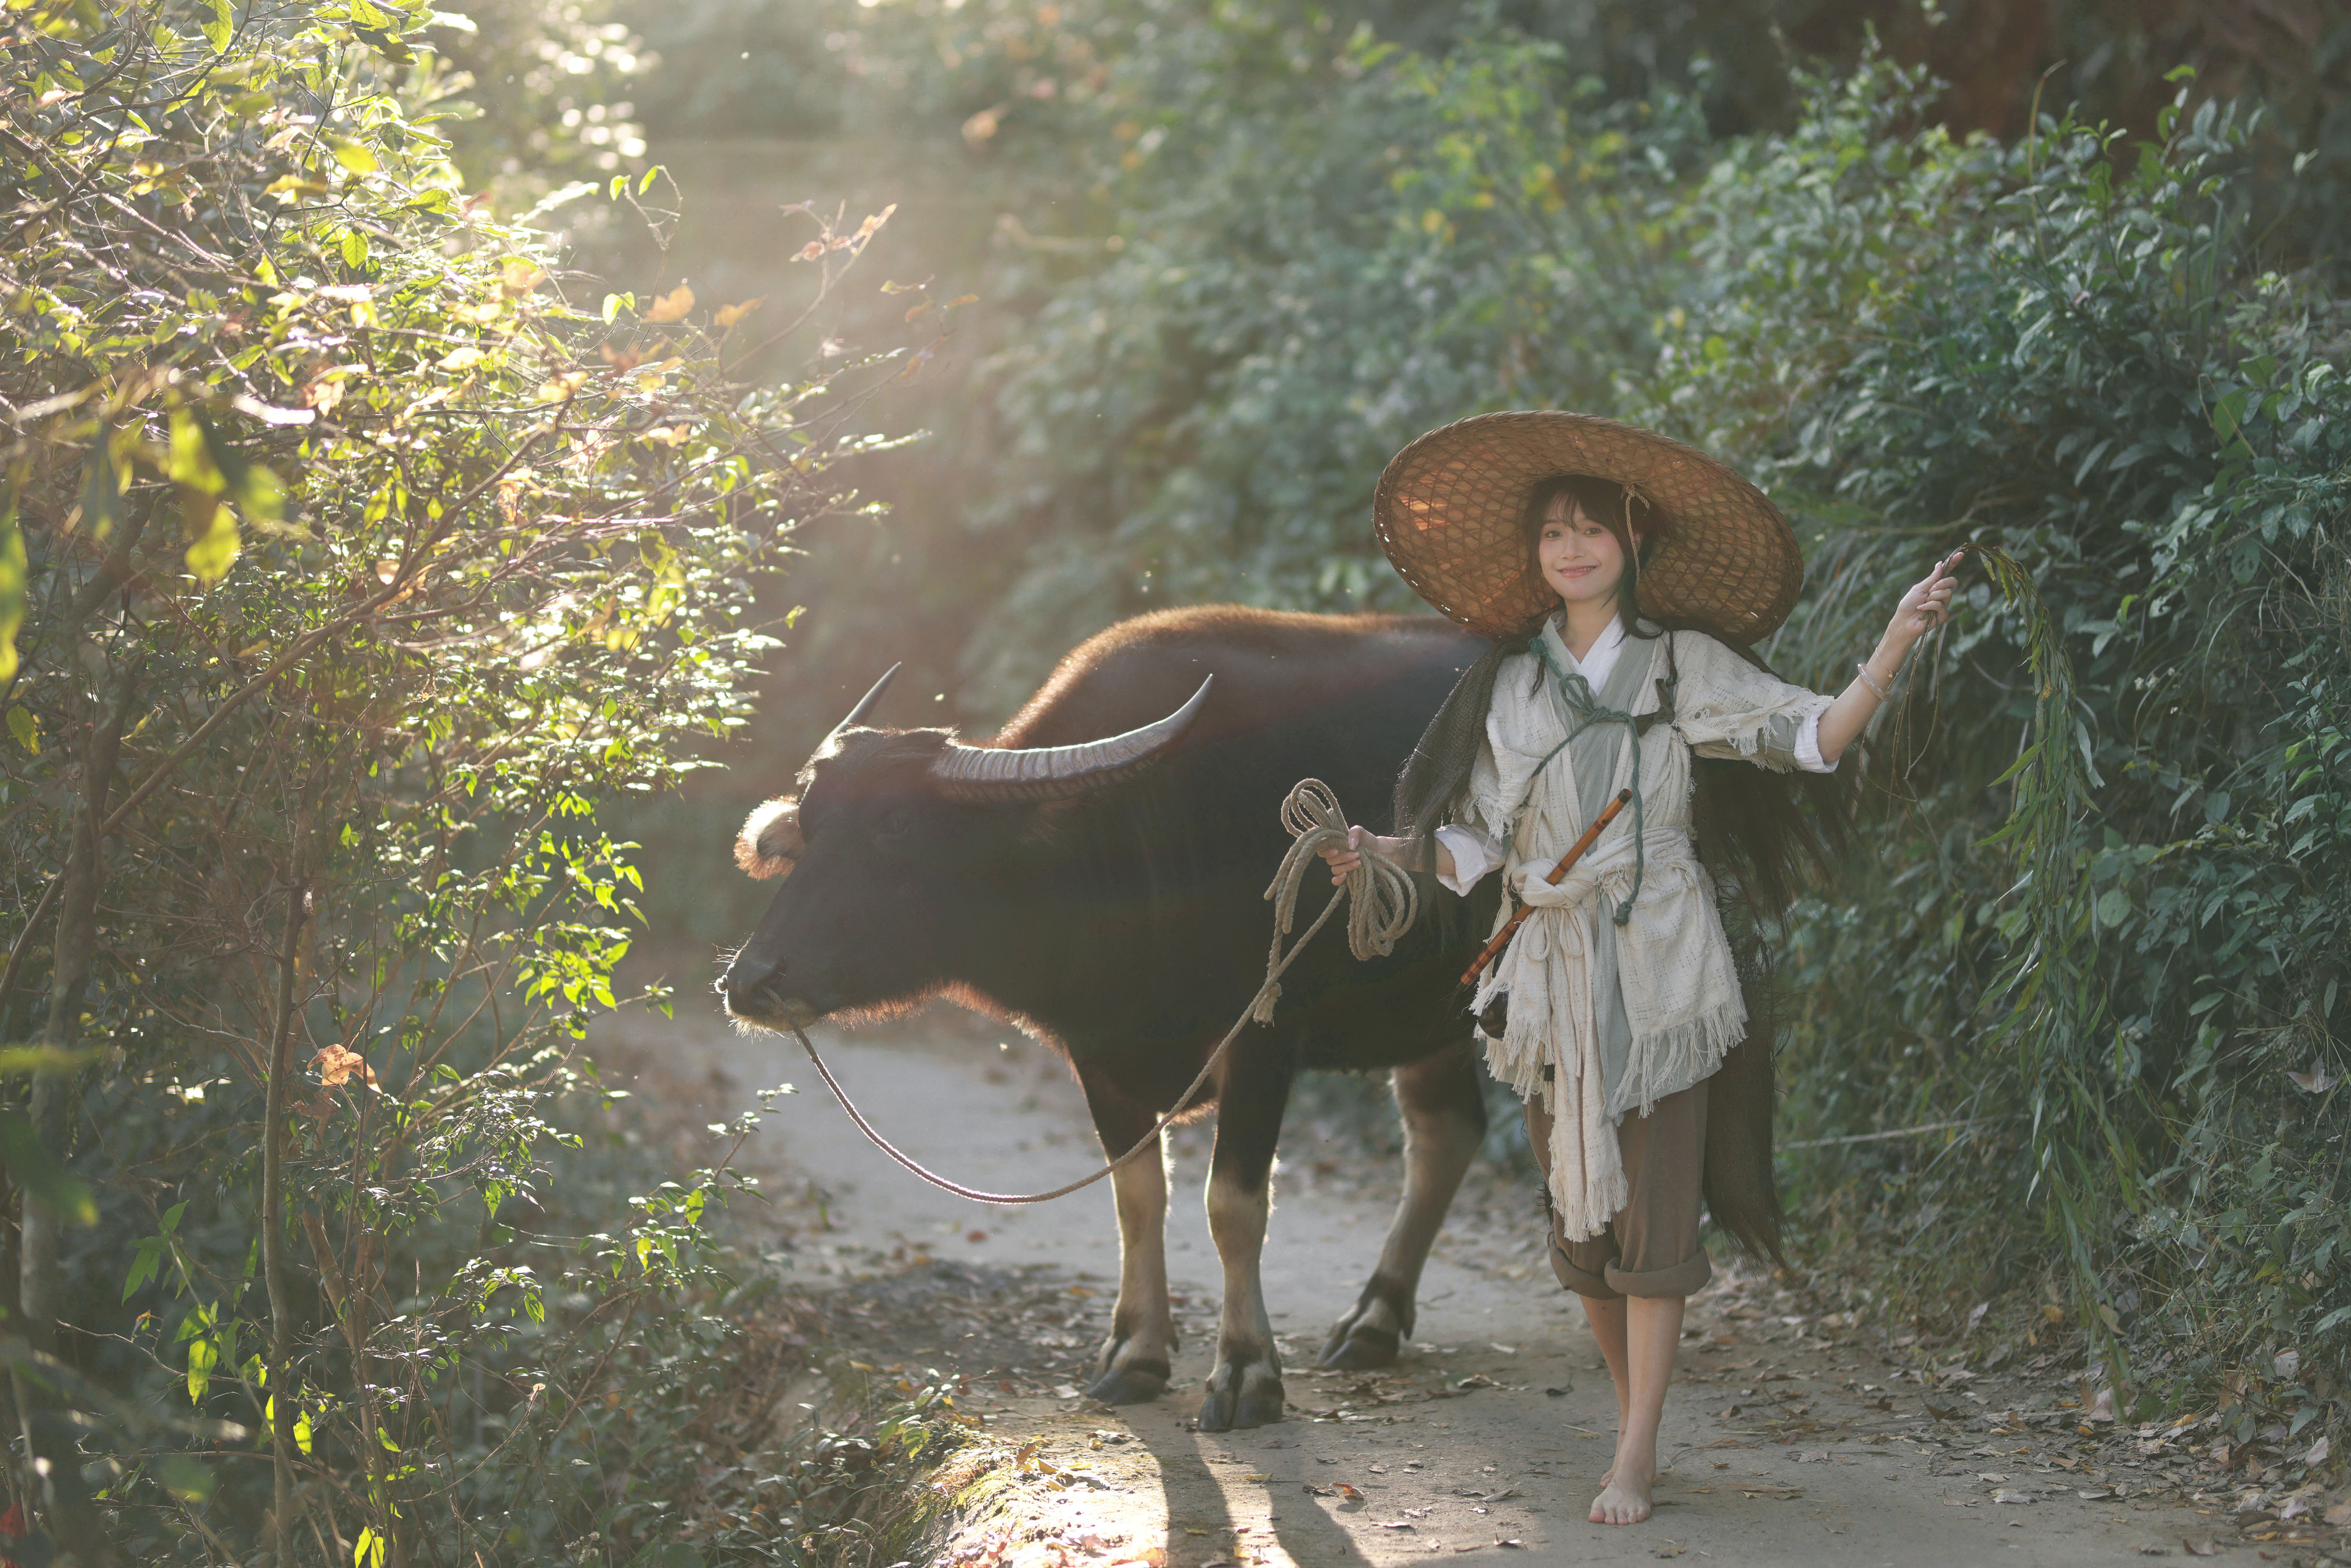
[735,797,803,880]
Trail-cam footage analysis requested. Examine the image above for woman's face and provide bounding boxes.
[1536,496,1633,611]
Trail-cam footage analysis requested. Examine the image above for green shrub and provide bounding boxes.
[0,0,938,1559]
[1629,59,2351,1445]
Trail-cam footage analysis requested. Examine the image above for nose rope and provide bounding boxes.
[782,778,1418,1206]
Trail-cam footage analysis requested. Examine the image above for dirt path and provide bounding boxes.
[599,1000,2260,1567]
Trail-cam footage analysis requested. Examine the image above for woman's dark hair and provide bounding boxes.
[1393,473,1852,927]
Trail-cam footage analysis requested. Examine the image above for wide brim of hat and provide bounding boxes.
[1373,411,1804,643]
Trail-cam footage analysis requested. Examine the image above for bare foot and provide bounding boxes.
[1589,1466,1654,1526]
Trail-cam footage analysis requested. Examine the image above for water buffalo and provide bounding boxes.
[718,606,1500,1429]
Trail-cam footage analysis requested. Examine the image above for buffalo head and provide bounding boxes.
[716,670,1212,1030]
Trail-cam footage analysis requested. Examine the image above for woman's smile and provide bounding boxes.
[1538,501,1630,608]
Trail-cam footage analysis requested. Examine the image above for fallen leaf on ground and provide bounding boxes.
[1335,1483,1365,1502]
[1993,1489,2036,1505]
[2080,1488,2117,1501]
[1457,1373,1498,1390]
[1378,1521,1417,1531]
[1544,1386,1571,1397]
[2324,1496,2351,1526]
[2183,1540,2219,1556]
[1795,1450,1829,1463]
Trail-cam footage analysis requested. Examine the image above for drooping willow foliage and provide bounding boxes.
[0,1,957,1563]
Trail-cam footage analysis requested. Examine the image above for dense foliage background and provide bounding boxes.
[0,1,958,1563]
[5,0,2349,1562]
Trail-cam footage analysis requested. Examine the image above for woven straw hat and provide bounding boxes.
[1373,411,1804,643]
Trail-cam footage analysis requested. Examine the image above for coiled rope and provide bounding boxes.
[784,778,1418,1206]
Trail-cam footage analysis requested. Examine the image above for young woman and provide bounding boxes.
[1320,412,1958,1527]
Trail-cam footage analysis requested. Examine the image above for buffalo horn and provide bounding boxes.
[929,677,1214,802]
[818,663,901,752]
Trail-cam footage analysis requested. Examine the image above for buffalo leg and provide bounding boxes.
[1320,1038,1487,1369]
[1077,1066,1177,1405]
[1197,1044,1295,1432]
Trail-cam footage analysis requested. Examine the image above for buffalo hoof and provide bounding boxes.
[1085,1361,1170,1405]
[1317,1321,1400,1370]
[1088,1334,1171,1404]
[1196,1356,1285,1432]
[1317,1295,1406,1370]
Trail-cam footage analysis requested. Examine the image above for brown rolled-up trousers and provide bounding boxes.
[1526,1076,1712,1301]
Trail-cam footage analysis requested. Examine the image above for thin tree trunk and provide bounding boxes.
[13,659,137,1568]
[261,876,308,1558]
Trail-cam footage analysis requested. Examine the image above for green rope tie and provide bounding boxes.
[1528,635,1648,926]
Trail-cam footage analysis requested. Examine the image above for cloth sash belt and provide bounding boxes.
[1486,825,1739,1243]
[1505,826,1696,916]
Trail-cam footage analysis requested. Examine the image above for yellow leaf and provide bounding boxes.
[312,1045,377,1089]
[300,372,347,416]
[184,502,240,586]
[944,293,979,310]
[0,508,19,685]
[167,411,225,493]
[330,139,377,175]
[499,257,547,296]
[438,344,490,371]
[714,296,764,328]
[644,282,694,323]
[537,371,588,402]
[903,301,932,323]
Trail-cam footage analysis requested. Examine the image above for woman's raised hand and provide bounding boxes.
[1890,549,1964,643]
